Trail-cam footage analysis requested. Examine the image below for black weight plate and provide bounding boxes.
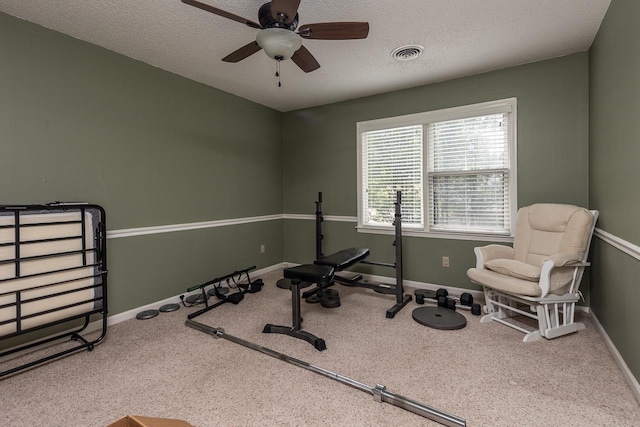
[412,306,466,330]
[136,309,159,320]
[317,288,339,298]
[373,286,396,295]
[159,303,180,313]
[306,295,321,304]
[277,278,292,289]
[185,293,210,304]
[321,296,341,308]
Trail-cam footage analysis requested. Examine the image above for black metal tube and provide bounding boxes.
[315,192,323,260]
[186,319,466,427]
[291,280,302,330]
[394,190,403,304]
[360,260,395,268]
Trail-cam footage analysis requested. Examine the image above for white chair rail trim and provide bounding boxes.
[107,214,283,239]
[594,228,640,261]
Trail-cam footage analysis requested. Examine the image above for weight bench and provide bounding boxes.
[301,247,370,297]
[263,264,334,351]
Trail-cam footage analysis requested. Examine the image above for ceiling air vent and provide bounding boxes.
[391,45,424,61]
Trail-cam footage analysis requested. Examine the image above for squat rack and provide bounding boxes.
[314,191,411,318]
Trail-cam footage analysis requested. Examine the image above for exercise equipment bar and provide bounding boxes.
[185,319,466,427]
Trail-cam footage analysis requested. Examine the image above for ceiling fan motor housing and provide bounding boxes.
[259,2,298,30]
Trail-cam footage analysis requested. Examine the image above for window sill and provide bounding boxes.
[356,225,514,243]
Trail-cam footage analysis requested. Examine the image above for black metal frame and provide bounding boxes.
[185,265,260,319]
[263,278,327,351]
[0,203,107,378]
[315,191,412,318]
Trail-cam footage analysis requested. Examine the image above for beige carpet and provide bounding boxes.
[1,269,639,427]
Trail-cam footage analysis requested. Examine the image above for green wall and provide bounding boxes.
[0,12,284,317]
[589,0,640,381]
[282,53,590,291]
[3,4,637,385]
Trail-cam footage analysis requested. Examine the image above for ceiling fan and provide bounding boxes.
[181,0,370,74]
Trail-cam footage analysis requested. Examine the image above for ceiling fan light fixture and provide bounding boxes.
[256,28,302,60]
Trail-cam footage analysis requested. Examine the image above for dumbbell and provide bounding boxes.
[414,289,481,315]
[435,288,476,308]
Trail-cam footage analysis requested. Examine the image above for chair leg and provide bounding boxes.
[483,287,503,317]
[522,330,543,342]
[536,302,584,340]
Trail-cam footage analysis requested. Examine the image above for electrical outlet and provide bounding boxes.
[442,256,450,267]
[260,244,266,254]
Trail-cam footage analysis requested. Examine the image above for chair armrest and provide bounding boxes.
[538,253,588,297]
[473,244,515,269]
[542,252,583,267]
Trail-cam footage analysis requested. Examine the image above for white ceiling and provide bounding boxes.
[0,0,611,112]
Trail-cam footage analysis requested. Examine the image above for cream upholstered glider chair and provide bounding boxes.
[467,204,598,342]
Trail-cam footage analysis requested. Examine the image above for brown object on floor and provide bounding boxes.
[107,415,193,427]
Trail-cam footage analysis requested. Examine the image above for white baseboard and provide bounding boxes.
[1,263,288,363]
[590,311,640,404]
[106,262,288,327]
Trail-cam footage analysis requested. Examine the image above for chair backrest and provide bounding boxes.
[513,204,595,266]
[511,204,598,295]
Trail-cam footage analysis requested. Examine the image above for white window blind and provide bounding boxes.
[361,125,423,227]
[357,98,516,239]
[427,113,511,234]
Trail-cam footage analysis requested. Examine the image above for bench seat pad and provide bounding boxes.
[284,264,335,286]
[314,248,370,271]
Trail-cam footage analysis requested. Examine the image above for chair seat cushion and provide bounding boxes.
[467,267,542,297]
[484,259,541,281]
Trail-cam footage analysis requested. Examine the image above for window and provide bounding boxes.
[357,98,517,239]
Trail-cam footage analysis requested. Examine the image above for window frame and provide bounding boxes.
[356,98,517,242]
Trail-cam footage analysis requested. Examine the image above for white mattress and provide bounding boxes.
[0,210,100,337]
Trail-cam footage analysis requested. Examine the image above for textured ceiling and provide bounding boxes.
[0,0,611,112]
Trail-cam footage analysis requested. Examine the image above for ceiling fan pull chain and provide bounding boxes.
[276,58,282,87]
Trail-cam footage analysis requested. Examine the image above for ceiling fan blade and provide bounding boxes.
[298,22,369,40]
[222,41,262,63]
[182,0,261,29]
[271,0,301,24]
[291,45,320,73]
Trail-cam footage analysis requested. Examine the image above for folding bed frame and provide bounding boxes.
[0,203,107,377]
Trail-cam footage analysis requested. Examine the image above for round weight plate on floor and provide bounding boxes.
[317,288,339,298]
[277,278,292,289]
[136,309,159,320]
[321,296,341,308]
[208,287,229,297]
[306,295,321,304]
[185,293,210,305]
[412,306,466,330]
[159,303,180,313]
